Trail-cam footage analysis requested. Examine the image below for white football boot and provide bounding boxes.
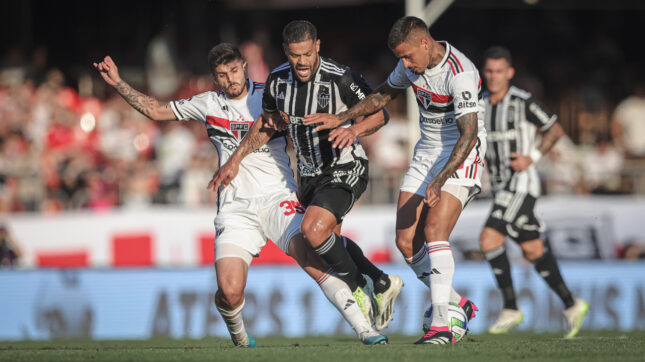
[488,308,524,334]
[563,298,590,339]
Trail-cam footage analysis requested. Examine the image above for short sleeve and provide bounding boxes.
[386,60,409,89]
[262,73,278,113]
[450,71,480,118]
[170,92,210,122]
[338,69,373,107]
[525,96,557,131]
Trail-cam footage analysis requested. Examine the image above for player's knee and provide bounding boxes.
[480,228,504,252]
[300,219,329,247]
[395,230,414,256]
[423,220,449,242]
[216,287,244,309]
[521,240,544,262]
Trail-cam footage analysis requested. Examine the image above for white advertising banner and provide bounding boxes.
[3,196,645,268]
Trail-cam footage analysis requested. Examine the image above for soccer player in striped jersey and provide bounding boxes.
[305,16,483,345]
[480,46,589,338]
[212,20,404,332]
[93,43,387,346]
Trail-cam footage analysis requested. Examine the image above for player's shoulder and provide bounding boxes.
[508,85,532,101]
[446,43,477,72]
[249,80,265,96]
[319,56,350,78]
[269,62,291,78]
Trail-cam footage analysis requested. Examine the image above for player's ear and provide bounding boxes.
[315,39,320,52]
[420,37,430,50]
[282,43,289,56]
[507,66,515,80]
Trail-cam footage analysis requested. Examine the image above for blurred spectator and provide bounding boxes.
[611,82,645,157]
[536,135,584,195]
[0,224,21,267]
[582,134,624,194]
[153,122,195,204]
[619,242,645,260]
[239,41,270,83]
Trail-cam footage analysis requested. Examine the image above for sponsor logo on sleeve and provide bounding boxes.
[349,83,366,100]
[457,91,476,109]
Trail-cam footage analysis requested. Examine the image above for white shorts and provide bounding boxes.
[214,190,304,262]
[400,136,486,208]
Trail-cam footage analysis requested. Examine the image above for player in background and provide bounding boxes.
[479,46,589,338]
[93,44,388,346]
[304,16,483,344]
[210,20,404,331]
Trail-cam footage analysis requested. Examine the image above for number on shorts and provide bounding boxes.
[280,200,305,216]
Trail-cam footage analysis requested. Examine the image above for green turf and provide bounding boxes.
[1,331,643,362]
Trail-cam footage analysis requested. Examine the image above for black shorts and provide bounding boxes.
[298,159,368,224]
[484,191,543,243]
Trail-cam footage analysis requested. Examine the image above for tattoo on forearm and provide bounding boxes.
[434,113,478,186]
[115,80,168,118]
[236,117,273,158]
[339,92,391,122]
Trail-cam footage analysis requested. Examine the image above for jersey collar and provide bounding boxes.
[425,41,451,77]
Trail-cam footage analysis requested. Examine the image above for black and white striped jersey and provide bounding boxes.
[483,85,557,196]
[263,57,370,177]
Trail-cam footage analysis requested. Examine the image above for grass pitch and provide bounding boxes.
[1,331,643,362]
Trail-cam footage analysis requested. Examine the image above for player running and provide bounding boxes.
[480,46,589,338]
[210,20,404,331]
[304,16,483,344]
[93,44,387,346]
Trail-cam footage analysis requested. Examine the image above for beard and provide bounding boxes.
[224,81,246,99]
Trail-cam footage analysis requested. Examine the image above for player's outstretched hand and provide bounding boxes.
[424,180,441,208]
[329,126,358,149]
[92,56,122,87]
[207,160,240,192]
[303,113,343,131]
[509,152,532,171]
[264,112,288,131]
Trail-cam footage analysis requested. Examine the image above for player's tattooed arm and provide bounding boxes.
[233,114,275,161]
[93,55,175,121]
[114,80,175,120]
[303,83,402,131]
[207,114,274,191]
[424,112,478,207]
[329,108,390,149]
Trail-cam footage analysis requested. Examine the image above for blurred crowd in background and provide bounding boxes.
[0,2,644,216]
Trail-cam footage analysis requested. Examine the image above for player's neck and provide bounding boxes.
[427,41,445,69]
[489,85,510,105]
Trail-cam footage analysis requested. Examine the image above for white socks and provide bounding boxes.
[426,241,455,327]
[317,267,373,336]
[216,299,249,346]
[405,243,462,305]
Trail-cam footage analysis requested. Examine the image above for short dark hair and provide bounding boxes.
[282,20,317,44]
[207,43,243,72]
[387,16,429,50]
[482,46,513,65]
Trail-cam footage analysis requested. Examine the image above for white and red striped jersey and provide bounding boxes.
[169,80,296,207]
[387,41,486,154]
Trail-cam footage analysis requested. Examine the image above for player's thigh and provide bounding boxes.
[260,191,306,254]
[424,190,464,242]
